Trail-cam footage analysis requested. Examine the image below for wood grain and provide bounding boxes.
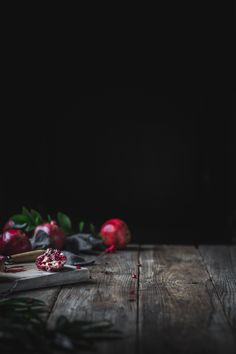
[10,287,60,320]
[199,245,236,331]
[140,245,209,284]
[4,245,236,354]
[48,247,140,354]
[139,245,236,354]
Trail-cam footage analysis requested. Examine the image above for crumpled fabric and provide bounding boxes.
[30,231,104,265]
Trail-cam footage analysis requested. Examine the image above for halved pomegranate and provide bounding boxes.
[36,248,67,272]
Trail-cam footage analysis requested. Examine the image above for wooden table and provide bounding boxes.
[15,245,236,354]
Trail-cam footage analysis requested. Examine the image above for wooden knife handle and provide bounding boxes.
[11,250,45,263]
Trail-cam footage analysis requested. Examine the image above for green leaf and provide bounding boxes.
[11,214,30,224]
[35,215,42,225]
[31,209,43,225]
[0,297,121,354]
[57,212,72,233]
[25,225,36,232]
[96,232,103,240]
[13,223,28,230]
[79,221,85,233]
[89,223,96,235]
[48,214,52,222]
[22,207,35,224]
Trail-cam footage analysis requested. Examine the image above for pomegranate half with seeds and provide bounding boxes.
[99,218,131,249]
[36,248,67,272]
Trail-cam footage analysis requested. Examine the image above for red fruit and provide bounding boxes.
[100,218,131,249]
[3,219,16,232]
[0,229,32,255]
[34,221,65,250]
[3,219,33,238]
[36,248,67,272]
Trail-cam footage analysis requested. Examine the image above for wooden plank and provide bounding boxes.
[10,287,61,320]
[139,245,236,354]
[48,247,139,354]
[140,245,209,284]
[199,246,236,280]
[199,245,236,331]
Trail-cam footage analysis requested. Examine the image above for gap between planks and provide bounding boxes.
[47,246,141,354]
[9,245,236,354]
[198,245,236,334]
[138,245,236,354]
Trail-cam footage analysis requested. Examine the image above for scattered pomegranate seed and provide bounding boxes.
[131,273,137,279]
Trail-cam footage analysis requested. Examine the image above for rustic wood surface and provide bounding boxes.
[12,245,236,353]
[199,246,236,333]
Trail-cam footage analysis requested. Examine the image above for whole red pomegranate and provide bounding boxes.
[100,218,131,249]
[0,229,32,255]
[3,219,16,232]
[3,219,34,238]
[34,221,65,250]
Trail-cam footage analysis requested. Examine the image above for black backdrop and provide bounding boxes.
[1,90,235,244]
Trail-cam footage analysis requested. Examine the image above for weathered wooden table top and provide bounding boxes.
[15,245,236,354]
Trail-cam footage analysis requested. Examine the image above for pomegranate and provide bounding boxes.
[34,221,65,250]
[0,229,32,255]
[3,219,16,232]
[100,218,131,249]
[36,248,67,272]
[3,219,34,238]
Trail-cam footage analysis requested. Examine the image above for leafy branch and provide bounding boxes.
[9,207,102,239]
[0,297,122,353]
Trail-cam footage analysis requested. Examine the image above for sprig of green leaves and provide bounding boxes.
[11,207,44,232]
[57,212,72,235]
[0,297,122,353]
[8,207,103,240]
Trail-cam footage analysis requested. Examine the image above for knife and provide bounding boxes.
[4,250,45,264]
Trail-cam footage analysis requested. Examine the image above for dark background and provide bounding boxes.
[1,90,235,244]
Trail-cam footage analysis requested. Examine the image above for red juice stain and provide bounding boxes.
[6,266,26,273]
[128,287,136,301]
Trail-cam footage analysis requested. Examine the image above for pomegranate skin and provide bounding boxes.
[3,219,33,238]
[100,219,131,249]
[0,229,32,255]
[3,219,17,232]
[34,221,65,250]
